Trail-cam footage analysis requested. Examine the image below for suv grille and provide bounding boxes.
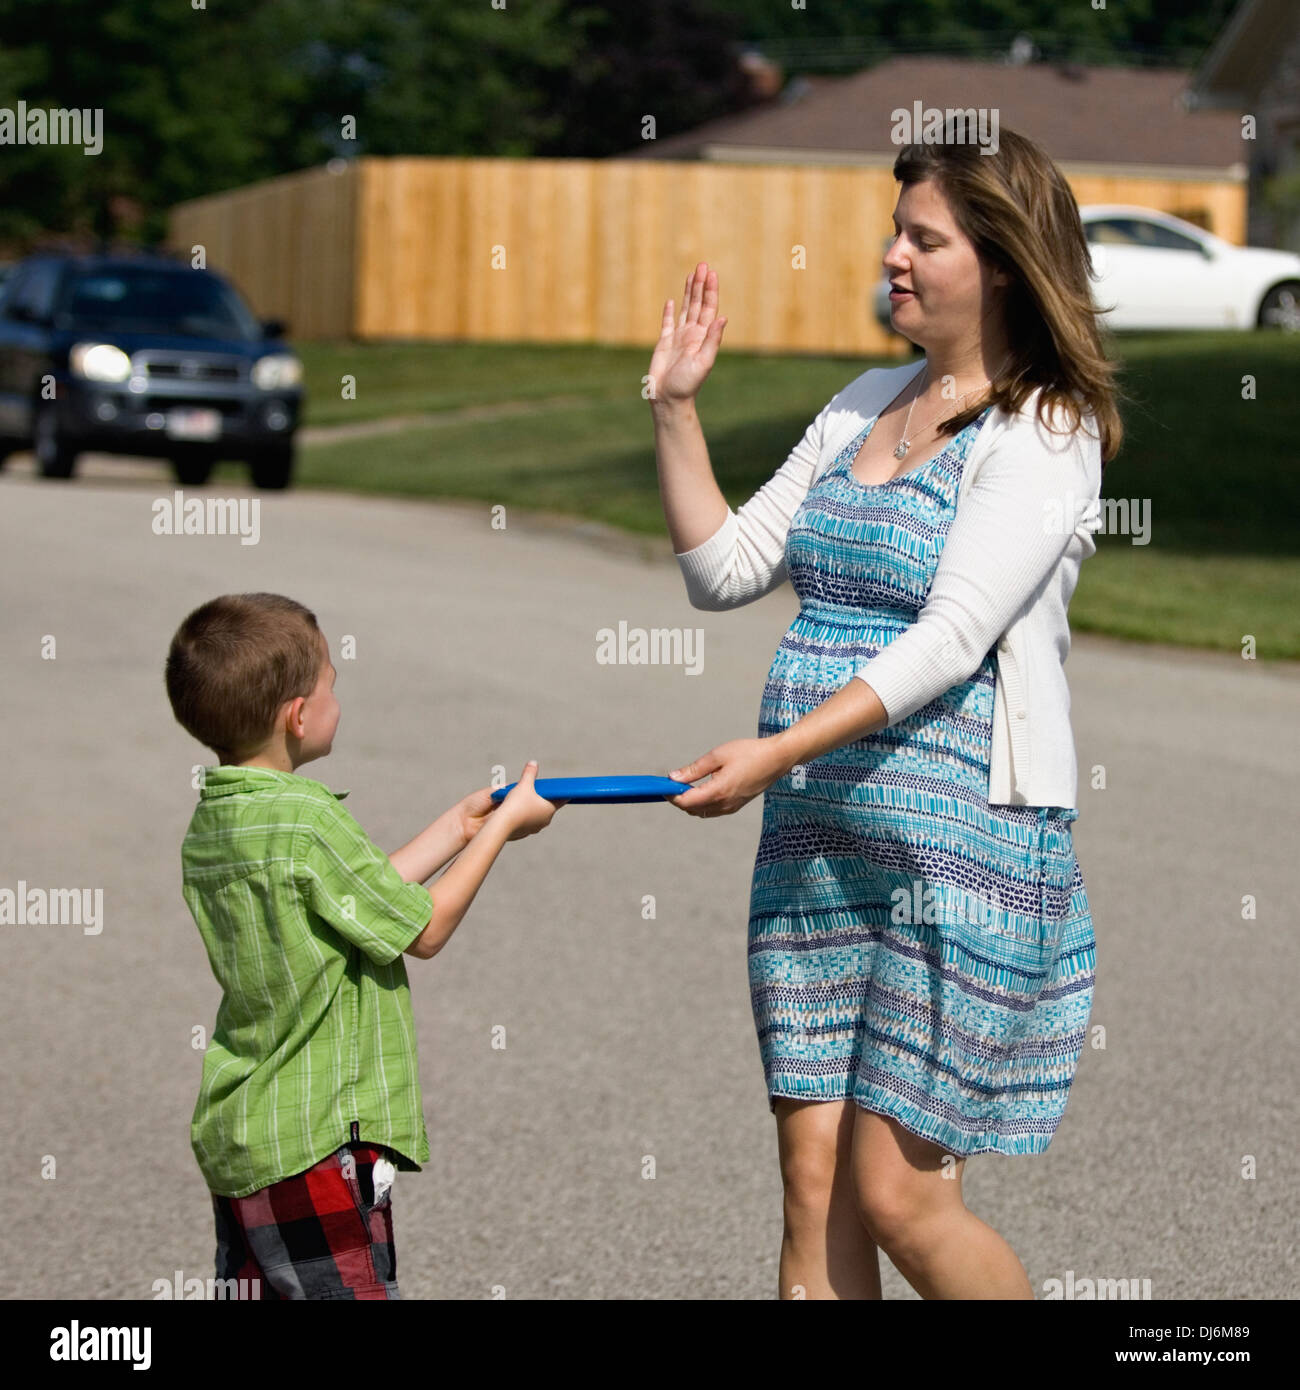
[134,352,243,383]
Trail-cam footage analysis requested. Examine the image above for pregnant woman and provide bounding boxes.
[652,126,1121,1300]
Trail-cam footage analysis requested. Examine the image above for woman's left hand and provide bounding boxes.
[667,738,792,818]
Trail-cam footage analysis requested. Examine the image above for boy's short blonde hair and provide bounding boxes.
[165,593,324,762]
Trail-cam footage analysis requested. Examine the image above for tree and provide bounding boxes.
[0,0,1246,247]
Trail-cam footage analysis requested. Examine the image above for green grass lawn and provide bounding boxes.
[212,333,1300,659]
[288,341,657,425]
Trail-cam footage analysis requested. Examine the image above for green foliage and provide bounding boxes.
[0,0,1243,247]
[0,0,581,244]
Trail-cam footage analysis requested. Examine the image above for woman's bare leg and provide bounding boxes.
[774,1097,882,1299]
[851,1108,1033,1299]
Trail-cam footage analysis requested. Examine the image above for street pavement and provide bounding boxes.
[1,452,1296,1300]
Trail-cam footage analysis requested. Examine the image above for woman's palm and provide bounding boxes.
[648,262,728,406]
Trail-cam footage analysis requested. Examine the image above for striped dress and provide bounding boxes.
[748,407,1096,1156]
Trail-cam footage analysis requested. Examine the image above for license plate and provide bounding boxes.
[165,407,222,440]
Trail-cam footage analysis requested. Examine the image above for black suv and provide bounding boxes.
[0,251,304,487]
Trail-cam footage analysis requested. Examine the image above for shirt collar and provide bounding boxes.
[197,765,349,801]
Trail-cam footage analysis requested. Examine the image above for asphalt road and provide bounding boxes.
[2,452,1297,1300]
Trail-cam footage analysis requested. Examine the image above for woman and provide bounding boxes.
[650,126,1121,1300]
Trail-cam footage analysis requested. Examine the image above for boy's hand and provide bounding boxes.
[456,763,567,845]
[496,760,568,840]
[454,786,503,846]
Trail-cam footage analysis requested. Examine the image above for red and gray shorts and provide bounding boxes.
[211,1142,401,1300]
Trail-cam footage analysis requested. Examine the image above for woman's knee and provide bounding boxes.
[775,1099,853,1222]
[780,1142,841,1223]
[855,1174,938,1252]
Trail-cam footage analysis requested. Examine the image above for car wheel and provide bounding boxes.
[1257,281,1300,331]
[33,400,78,479]
[170,450,216,486]
[249,443,294,490]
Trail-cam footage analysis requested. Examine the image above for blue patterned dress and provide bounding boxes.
[748,407,1096,1156]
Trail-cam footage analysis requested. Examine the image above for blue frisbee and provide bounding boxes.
[489,774,693,804]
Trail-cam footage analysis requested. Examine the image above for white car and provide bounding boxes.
[1082,205,1300,330]
[873,204,1300,333]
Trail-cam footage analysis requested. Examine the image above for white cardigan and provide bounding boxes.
[672,358,1103,808]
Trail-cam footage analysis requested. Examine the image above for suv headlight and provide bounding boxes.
[70,342,132,383]
[251,353,303,390]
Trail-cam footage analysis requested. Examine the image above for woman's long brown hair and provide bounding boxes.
[892,123,1124,469]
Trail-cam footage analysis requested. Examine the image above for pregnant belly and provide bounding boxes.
[760,608,903,723]
[758,610,995,799]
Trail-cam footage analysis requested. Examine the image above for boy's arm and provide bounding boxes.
[402,812,515,959]
[296,796,503,966]
[388,806,470,884]
[296,804,440,968]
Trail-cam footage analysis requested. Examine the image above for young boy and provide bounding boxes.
[165,591,564,1299]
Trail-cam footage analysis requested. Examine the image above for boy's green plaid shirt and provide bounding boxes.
[181,765,434,1198]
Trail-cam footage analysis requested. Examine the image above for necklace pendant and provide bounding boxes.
[893,439,909,460]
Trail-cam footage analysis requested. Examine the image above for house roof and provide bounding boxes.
[1191,0,1296,106]
[620,56,1244,175]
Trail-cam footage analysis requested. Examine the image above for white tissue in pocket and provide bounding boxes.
[372,1156,396,1206]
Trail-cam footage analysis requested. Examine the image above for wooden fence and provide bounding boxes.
[169,156,1247,354]
[169,162,359,340]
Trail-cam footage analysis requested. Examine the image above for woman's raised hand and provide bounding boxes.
[647,262,728,409]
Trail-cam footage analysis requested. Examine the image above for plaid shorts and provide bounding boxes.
[211,1142,401,1300]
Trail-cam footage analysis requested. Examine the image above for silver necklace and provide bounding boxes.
[893,359,1005,460]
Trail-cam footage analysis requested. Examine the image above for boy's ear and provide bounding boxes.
[285,696,307,737]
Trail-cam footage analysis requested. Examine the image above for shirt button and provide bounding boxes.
[1016,709,1026,719]
[998,638,1009,652]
